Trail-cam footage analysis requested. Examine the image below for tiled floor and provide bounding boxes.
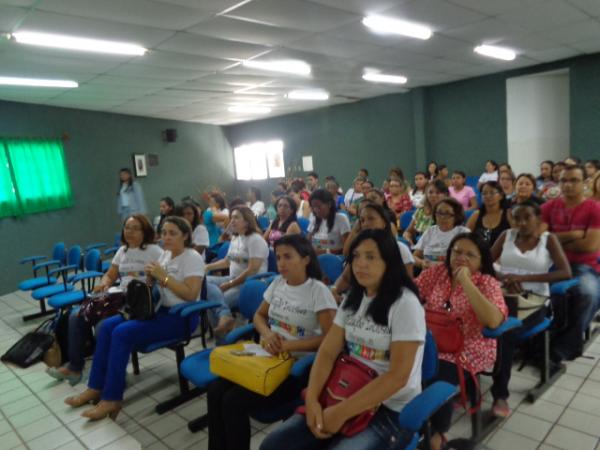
[1,290,599,450]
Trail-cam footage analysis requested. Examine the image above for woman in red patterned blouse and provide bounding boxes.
[386,177,413,215]
[415,232,507,450]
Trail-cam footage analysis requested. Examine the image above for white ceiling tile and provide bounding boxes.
[87,75,184,88]
[107,63,207,80]
[388,34,473,58]
[128,50,234,71]
[446,0,545,16]
[525,46,581,62]
[565,0,600,17]
[442,17,530,45]
[0,5,28,32]
[383,0,489,32]
[496,33,563,52]
[36,0,211,30]
[151,0,245,13]
[569,37,600,53]
[157,32,269,59]
[497,0,590,33]
[18,11,174,46]
[187,16,309,46]
[304,0,410,15]
[534,18,600,45]
[284,34,381,58]
[0,0,37,6]
[225,0,359,32]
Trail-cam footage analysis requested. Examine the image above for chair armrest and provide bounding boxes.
[20,255,46,264]
[290,354,315,378]
[223,324,256,345]
[550,278,579,296]
[483,316,522,338]
[32,260,62,271]
[104,246,119,256]
[175,300,223,317]
[85,243,106,251]
[48,264,79,276]
[398,382,459,432]
[70,271,104,283]
[247,272,278,282]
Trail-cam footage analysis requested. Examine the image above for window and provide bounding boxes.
[0,139,74,218]
[234,140,285,180]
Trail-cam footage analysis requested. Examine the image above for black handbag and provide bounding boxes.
[122,279,155,320]
[1,319,55,368]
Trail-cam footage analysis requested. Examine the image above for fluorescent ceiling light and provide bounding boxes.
[286,89,329,101]
[474,45,516,61]
[362,71,407,85]
[362,15,432,40]
[12,31,147,56]
[0,76,78,88]
[228,105,271,114]
[242,59,311,76]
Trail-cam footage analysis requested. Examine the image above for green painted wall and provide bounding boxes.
[570,56,600,159]
[0,100,234,295]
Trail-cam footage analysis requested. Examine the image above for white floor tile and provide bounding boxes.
[502,411,553,441]
[162,426,207,449]
[16,414,62,441]
[539,386,577,406]
[565,361,594,378]
[553,373,585,392]
[26,427,78,450]
[579,379,600,399]
[0,418,12,435]
[0,430,24,449]
[79,420,127,450]
[516,398,565,423]
[8,403,51,428]
[142,413,187,439]
[99,435,142,450]
[570,393,600,417]
[0,387,31,407]
[130,427,158,448]
[486,429,540,450]
[544,425,598,450]
[146,440,170,450]
[558,408,600,437]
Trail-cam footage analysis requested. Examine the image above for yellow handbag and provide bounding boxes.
[209,341,294,396]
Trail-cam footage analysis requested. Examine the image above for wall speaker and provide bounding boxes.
[164,128,177,143]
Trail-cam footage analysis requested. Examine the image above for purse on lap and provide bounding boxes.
[79,288,125,325]
[122,280,155,320]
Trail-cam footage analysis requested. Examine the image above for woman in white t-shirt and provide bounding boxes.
[47,214,163,386]
[247,187,266,217]
[207,234,337,450]
[261,229,425,450]
[205,206,270,335]
[307,189,351,255]
[65,216,205,421]
[181,202,209,258]
[477,159,499,190]
[413,198,470,270]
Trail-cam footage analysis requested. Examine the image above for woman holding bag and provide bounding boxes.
[62,216,204,421]
[261,229,425,450]
[207,234,337,450]
[415,232,507,450]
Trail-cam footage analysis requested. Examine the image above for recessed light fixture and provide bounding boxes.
[362,71,407,85]
[228,105,272,114]
[286,89,330,101]
[474,44,516,61]
[242,59,311,76]
[0,76,78,88]
[12,31,147,56]
[362,15,432,40]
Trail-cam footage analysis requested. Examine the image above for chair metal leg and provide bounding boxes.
[131,351,140,375]
[188,413,209,433]
[23,299,55,322]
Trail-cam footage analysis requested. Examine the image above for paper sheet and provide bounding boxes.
[243,343,273,357]
[302,155,313,172]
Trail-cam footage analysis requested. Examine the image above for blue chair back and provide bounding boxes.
[114,232,122,247]
[84,249,101,271]
[217,241,230,260]
[297,217,310,235]
[466,176,479,190]
[399,210,414,232]
[52,242,67,265]
[268,249,277,273]
[318,254,344,285]
[67,245,82,267]
[238,279,270,321]
[422,330,438,383]
[257,215,270,231]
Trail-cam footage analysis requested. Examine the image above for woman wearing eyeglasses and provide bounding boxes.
[412,198,470,271]
[466,181,511,247]
[416,232,507,450]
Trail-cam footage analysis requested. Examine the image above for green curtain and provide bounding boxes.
[0,143,21,218]
[1,139,73,217]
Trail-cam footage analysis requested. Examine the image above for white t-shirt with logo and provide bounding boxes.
[333,289,425,412]
[308,213,351,251]
[414,225,470,262]
[227,233,269,278]
[264,276,338,356]
[157,248,205,307]
[111,245,164,289]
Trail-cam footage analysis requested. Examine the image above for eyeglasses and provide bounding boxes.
[481,191,499,197]
[124,226,142,232]
[559,178,583,185]
[435,211,455,217]
[452,247,480,259]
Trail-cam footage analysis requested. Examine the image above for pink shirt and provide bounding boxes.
[449,186,476,210]
[542,198,600,272]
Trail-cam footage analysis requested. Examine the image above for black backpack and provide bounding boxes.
[1,319,55,368]
[123,279,155,320]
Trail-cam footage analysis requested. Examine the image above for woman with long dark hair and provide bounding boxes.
[261,229,425,450]
[466,181,511,247]
[116,168,146,222]
[307,189,351,255]
[263,196,301,247]
[207,234,337,450]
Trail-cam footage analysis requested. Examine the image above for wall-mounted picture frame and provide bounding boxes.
[133,153,148,177]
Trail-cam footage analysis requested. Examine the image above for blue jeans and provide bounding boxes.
[87,308,198,400]
[572,264,600,330]
[259,407,413,450]
[66,311,105,372]
[206,276,236,325]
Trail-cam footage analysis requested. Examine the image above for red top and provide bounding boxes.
[387,193,413,214]
[541,198,600,272]
[416,264,508,373]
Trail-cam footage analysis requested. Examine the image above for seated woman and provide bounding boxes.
[207,234,337,450]
[403,179,449,245]
[181,201,209,259]
[260,229,426,450]
[47,215,163,385]
[416,233,507,450]
[536,160,554,192]
[513,173,544,206]
[498,170,516,201]
[413,198,470,271]
[153,196,174,241]
[489,201,571,417]
[63,216,205,420]
[449,170,477,211]
[466,181,511,247]
[307,189,351,255]
[264,196,302,247]
[365,188,397,233]
[204,192,230,246]
[206,206,269,334]
[287,183,311,219]
[410,171,428,208]
[477,159,499,190]
[386,177,413,215]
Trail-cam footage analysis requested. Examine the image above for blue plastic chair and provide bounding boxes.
[18,242,66,291]
[267,249,277,273]
[257,215,270,232]
[297,217,310,236]
[318,253,344,285]
[217,241,230,260]
[399,210,414,232]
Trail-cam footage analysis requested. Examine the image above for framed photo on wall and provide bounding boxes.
[133,154,148,177]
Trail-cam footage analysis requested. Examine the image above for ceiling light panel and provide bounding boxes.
[0,76,78,88]
[12,31,147,55]
[474,44,516,60]
[362,15,432,40]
